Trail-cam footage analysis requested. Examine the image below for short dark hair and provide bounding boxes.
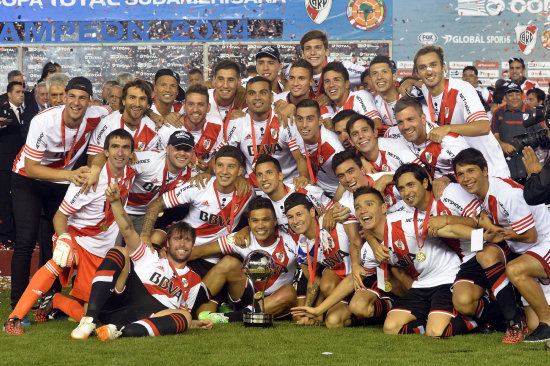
[394,163,432,192]
[452,147,487,172]
[215,145,245,167]
[394,98,423,117]
[120,78,153,113]
[188,68,203,77]
[346,114,375,135]
[353,186,385,205]
[214,59,241,78]
[185,83,209,100]
[508,57,525,68]
[462,65,478,76]
[526,88,546,103]
[300,30,329,51]
[104,128,135,152]
[7,70,23,83]
[166,221,196,244]
[254,154,282,173]
[333,110,362,127]
[284,192,314,213]
[296,99,321,118]
[360,68,370,82]
[290,59,314,79]
[248,196,276,218]
[414,46,444,72]
[331,150,362,173]
[322,61,349,82]
[246,76,271,90]
[369,55,395,73]
[7,81,23,93]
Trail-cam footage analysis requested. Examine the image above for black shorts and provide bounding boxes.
[390,284,454,321]
[341,275,396,304]
[453,256,490,290]
[187,258,230,305]
[98,264,167,327]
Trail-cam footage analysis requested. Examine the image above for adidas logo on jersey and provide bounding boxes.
[202,201,209,206]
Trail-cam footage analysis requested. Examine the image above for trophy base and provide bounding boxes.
[243,313,273,328]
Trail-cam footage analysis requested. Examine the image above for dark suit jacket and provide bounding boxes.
[0,101,27,170]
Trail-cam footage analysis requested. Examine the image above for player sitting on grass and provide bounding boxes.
[70,182,213,340]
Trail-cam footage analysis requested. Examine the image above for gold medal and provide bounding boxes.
[157,212,164,218]
[416,250,427,263]
[253,291,264,301]
[99,221,109,232]
[226,234,236,246]
[384,280,393,292]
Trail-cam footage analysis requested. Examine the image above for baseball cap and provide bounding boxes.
[168,130,194,149]
[256,45,281,63]
[504,82,522,94]
[155,69,180,85]
[65,77,93,97]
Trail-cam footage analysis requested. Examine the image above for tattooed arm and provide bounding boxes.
[105,182,141,252]
[140,197,167,248]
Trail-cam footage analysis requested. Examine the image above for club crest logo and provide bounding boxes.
[137,141,145,151]
[393,239,405,251]
[424,152,433,164]
[347,0,386,32]
[270,128,278,140]
[203,138,211,150]
[515,24,538,55]
[275,251,285,262]
[305,0,332,25]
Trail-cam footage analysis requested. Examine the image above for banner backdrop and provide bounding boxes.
[0,0,393,42]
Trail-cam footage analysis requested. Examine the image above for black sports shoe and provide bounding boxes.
[35,292,54,322]
[524,322,550,343]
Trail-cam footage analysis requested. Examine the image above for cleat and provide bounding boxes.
[3,317,24,335]
[217,303,233,314]
[20,315,31,327]
[524,322,550,343]
[198,311,229,324]
[96,324,123,341]
[71,316,96,340]
[502,321,524,344]
[49,310,69,321]
[35,292,55,322]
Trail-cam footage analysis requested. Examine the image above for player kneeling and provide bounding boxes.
[71,183,212,340]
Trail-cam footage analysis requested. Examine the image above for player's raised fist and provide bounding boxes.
[105,180,121,202]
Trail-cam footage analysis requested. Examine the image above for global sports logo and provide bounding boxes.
[346,0,386,32]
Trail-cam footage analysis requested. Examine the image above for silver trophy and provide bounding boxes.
[242,250,275,328]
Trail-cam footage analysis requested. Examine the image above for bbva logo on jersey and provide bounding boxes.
[305,0,332,25]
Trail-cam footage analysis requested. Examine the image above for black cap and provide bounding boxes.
[256,45,281,63]
[215,145,245,167]
[155,69,180,85]
[66,77,93,97]
[168,130,194,149]
[504,82,522,94]
[283,192,314,214]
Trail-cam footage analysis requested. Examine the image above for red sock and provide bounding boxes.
[9,260,62,319]
[52,293,84,321]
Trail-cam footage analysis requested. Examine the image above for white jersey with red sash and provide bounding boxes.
[377,94,434,128]
[296,219,352,279]
[87,111,160,155]
[13,105,110,183]
[481,177,550,254]
[369,137,419,173]
[516,77,539,96]
[218,229,298,295]
[222,112,300,186]
[385,201,461,288]
[162,178,254,263]
[258,183,334,236]
[127,150,191,215]
[297,125,344,196]
[156,117,224,165]
[404,122,470,179]
[130,242,207,311]
[150,100,184,116]
[320,90,380,121]
[206,88,247,142]
[421,78,510,178]
[59,163,135,257]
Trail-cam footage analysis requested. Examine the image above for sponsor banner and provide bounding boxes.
[476,61,499,69]
[449,61,472,69]
[528,62,550,69]
[418,32,438,45]
[527,69,550,78]
[477,69,499,78]
[449,70,462,78]
[0,0,393,43]
[397,61,414,69]
[397,69,413,77]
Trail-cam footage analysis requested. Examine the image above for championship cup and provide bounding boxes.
[242,250,275,328]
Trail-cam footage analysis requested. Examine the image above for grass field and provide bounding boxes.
[1,278,549,366]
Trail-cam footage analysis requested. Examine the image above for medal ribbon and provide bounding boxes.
[103,162,128,229]
[214,92,234,142]
[382,221,389,281]
[120,115,148,150]
[427,79,450,125]
[167,260,187,307]
[214,182,237,233]
[312,60,328,101]
[60,113,81,168]
[306,223,320,284]
[383,94,400,126]
[303,133,322,184]
[250,110,276,165]
[413,192,434,252]
[159,160,189,196]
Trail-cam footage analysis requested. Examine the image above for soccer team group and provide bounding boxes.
[3,29,550,346]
